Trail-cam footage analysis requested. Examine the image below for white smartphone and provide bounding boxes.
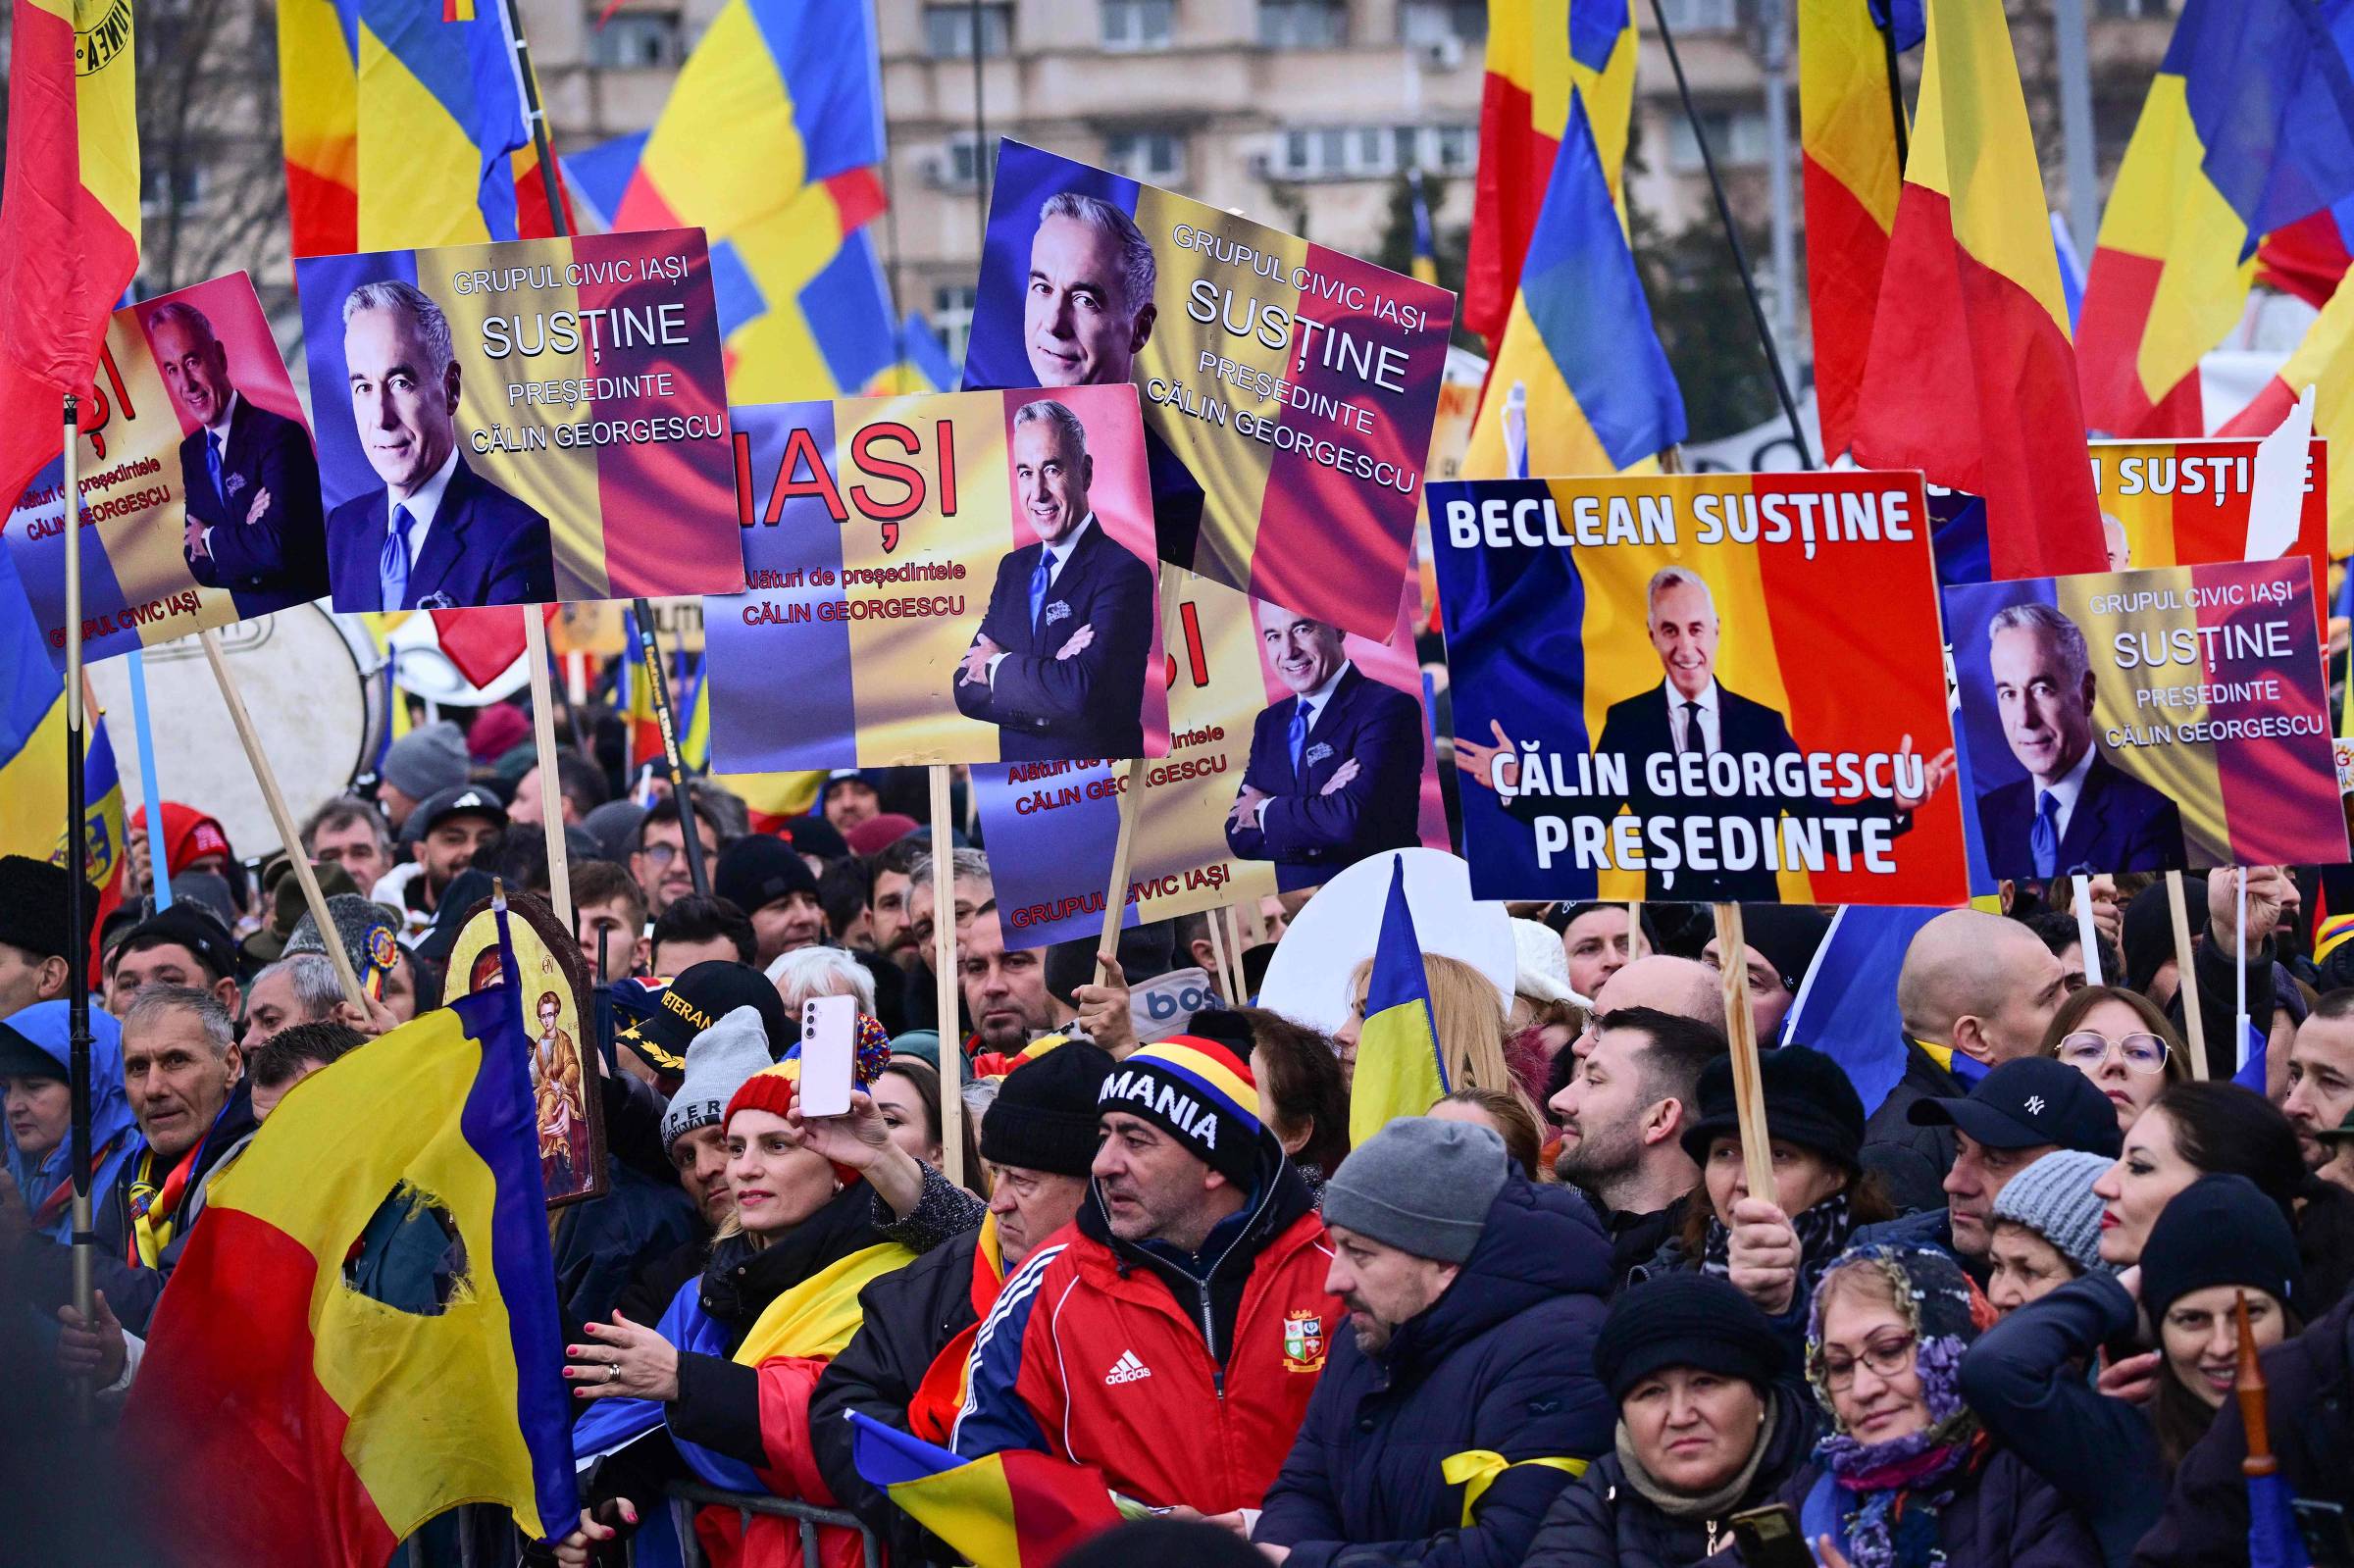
[797,993,858,1118]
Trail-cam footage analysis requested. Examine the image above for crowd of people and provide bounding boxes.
[5,699,2354,1568]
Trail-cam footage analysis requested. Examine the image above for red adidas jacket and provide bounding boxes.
[949,1163,1340,1512]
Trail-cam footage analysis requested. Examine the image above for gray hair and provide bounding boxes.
[300,794,391,859]
[765,944,878,1016]
[1645,566,1716,622]
[342,278,455,376]
[910,848,993,889]
[1988,601,2091,689]
[122,986,235,1053]
[250,954,345,1027]
[1038,190,1156,318]
[144,300,218,348]
[1013,398,1090,462]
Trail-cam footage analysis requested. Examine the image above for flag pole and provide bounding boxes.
[2164,870,2209,1081]
[1647,0,1817,469]
[61,393,95,1412]
[1714,901,1777,1204]
[930,766,965,1188]
[523,611,573,931]
[629,603,709,898]
[1095,572,1175,965]
[1870,0,1911,169]
[198,630,369,1012]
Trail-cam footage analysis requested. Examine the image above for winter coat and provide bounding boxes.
[1859,1038,1966,1215]
[2133,1291,2354,1568]
[950,1141,1338,1513]
[1254,1178,1615,1568]
[551,1074,699,1345]
[1522,1389,1815,1568]
[1746,1447,2098,1568]
[1959,1273,2159,1568]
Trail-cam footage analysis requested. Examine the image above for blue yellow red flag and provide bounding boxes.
[1409,168,1442,286]
[123,976,580,1565]
[0,0,141,510]
[680,651,712,773]
[848,1410,1125,1568]
[1349,856,1450,1146]
[1462,90,1684,481]
[0,537,120,941]
[1799,0,1902,459]
[1852,0,2107,580]
[2220,268,2354,554]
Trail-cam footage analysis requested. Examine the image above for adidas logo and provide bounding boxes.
[1103,1350,1152,1386]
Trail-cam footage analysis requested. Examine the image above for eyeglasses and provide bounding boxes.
[1820,1334,1917,1391]
[2056,1031,2170,1074]
[640,843,682,867]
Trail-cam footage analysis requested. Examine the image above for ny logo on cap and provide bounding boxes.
[2023,1095,2047,1116]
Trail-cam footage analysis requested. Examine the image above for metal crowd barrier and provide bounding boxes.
[664,1482,884,1568]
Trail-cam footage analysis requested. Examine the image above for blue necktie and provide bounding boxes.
[380,504,415,611]
[1028,550,1052,634]
[204,432,225,512]
[1288,701,1312,775]
[2030,790,2062,878]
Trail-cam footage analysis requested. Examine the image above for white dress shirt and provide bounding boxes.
[988,513,1099,684]
[1252,660,1351,828]
[195,390,240,554]
[1664,681,1722,755]
[389,445,462,574]
[2033,744,2096,848]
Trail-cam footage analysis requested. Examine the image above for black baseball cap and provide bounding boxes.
[412,784,509,839]
[113,905,241,986]
[1908,1057,2123,1157]
[645,960,793,1063]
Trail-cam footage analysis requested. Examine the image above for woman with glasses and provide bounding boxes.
[1739,1243,2094,1568]
[2039,986,2188,1132]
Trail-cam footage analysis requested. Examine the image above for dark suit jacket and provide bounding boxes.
[325,455,555,612]
[1225,663,1423,890]
[1523,679,1866,901]
[952,518,1153,760]
[1974,752,2185,880]
[179,396,328,608]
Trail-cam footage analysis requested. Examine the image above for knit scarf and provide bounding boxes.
[1614,1391,1783,1523]
[1702,1189,1855,1299]
[1814,1420,1989,1568]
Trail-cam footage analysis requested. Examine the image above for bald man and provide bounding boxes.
[1862,909,2070,1212]
[1570,955,1727,1062]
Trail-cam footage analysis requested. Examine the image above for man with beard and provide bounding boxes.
[377,786,504,937]
[1549,1007,1725,1291]
[959,904,1074,1063]
[1256,1118,1612,1566]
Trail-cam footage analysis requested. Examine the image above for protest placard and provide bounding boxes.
[1946,558,2345,880]
[1429,472,1967,905]
[960,140,1454,642]
[2090,438,2329,632]
[704,385,1165,769]
[294,228,741,611]
[3,274,322,667]
[971,577,1446,949]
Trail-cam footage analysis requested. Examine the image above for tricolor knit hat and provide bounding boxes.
[1096,1035,1264,1186]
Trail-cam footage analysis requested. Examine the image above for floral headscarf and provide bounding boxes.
[1804,1243,2000,1568]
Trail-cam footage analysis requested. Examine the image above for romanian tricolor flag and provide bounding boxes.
[847,1410,1125,1568]
[1349,856,1449,1146]
[0,0,140,512]
[1852,0,2107,581]
[1798,0,1902,460]
[2314,864,2354,968]
[1462,91,1685,482]
[1465,0,1637,349]
[2220,276,2354,554]
[709,769,830,834]
[620,613,667,775]
[716,199,899,402]
[0,542,122,950]
[680,651,712,773]
[277,0,561,258]
[1409,168,1442,286]
[122,978,580,1565]
[862,311,963,398]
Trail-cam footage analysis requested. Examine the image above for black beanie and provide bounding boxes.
[2122,881,2190,996]
[982,1038,1117,1176]
[1680,1043,1866,1170]
[1736,904,1831,991]
[2141,1174,2305,1323]
[1595,1273,1788,1401]
[0,854,89,963]
[715,835,820,917]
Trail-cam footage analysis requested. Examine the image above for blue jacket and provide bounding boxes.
[1226,662,1426,891]
[326,454,554,611]
[1254,1177,1615,1568]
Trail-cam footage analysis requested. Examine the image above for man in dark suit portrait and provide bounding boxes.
[1457,566,1949,900]
[150,301,328,610]
[952,398,1154,760]
[325,278,554,612]
[1224,602,1423,890]
[1974,600,2184,878]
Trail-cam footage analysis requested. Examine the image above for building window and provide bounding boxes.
[933,133,993,189]
[1658,0,1739,30]
[1666,107,1771,172]
[140,165,205,213]
[1102,0,1174,49]
[1398,0,1483,44]
[589,10,682,68]
[1270,122,1474,180]
[2095,0,2170,14]
[1106,130,1184,182]
[1258,0,1345,49]
[924,2,1011,59]
[935,283,978,362]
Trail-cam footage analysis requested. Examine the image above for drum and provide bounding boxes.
[86,602,386,858]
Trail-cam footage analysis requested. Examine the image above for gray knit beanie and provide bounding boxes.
[661,1006,773,1149]
[1322,1117,1511,1264]
[1989,1148,2114,1277]
[383,720,470,804]
[286,893,401,973]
